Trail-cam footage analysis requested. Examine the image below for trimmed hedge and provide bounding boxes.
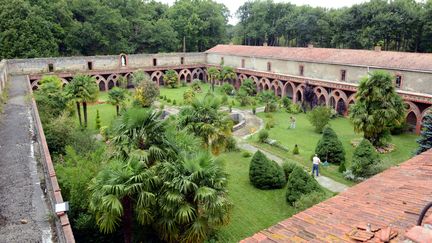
[315,126,345,165]
[282,161,299,180]
[249,151,286,189]
[286,166,323,205]
[351,139,381,178]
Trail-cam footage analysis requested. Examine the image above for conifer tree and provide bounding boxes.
[249,151,286,189]
[315,126,345,164]
[351,139,381,178]
[416,113,432,154]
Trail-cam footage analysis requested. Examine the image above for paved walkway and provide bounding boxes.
[0,76,52,242]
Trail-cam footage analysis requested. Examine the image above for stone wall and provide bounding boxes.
[7,52,206,75]
[0,60,7,94]
[207,53,432,95]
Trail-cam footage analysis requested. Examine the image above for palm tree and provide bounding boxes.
[108,87,127,116]
[64,74,99,127]
[220,66,237,85]
[89,158,157,243]
[207,67,220,92]
[155,152,232,243]
[111,108,173,163]
[177,95,233,155]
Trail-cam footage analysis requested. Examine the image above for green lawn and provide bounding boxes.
[248,111,418,185]
[216,152,296,242]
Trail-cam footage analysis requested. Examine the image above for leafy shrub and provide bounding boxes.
[164,69,179,88]
[258,129,269,143]
[350,139,381,178]
[288,103,302,114]
[183,89,195,104]
[259,91,277,112]
[100,126,109,141]
[225,136,238,152]
[293,191,329,211]
[265,118,275,129]
[315,126,345,165]
[242,151,252,158]
[239,78,256,96]
[173,100,177,105]
[249,151,286,189]
[167,98,171,103]
[133,78,159,107]
[338,160,346,173]
[282,161,299,179]
[221,83,235,95]
[44,113,75,154]
[221,95,228,105]
[159,95,163,99]
[286,166,323,205]
[252,106,256,115]
[293,144,299,155]
[191,79,202,92]
[307,106,332,133]
[236,89,252,106]
[68,129,100,155]
[160,104,165,110]
[282,96,292,110]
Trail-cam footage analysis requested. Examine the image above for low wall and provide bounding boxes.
[7,52,206,76]
[0,60,7,94]
[26,76,75,243]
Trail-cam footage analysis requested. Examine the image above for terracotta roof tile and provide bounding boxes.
[242,150,432,242]
[206,45,432,71]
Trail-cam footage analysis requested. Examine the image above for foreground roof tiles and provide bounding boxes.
[241,150,432,242]
[206,45,432,72]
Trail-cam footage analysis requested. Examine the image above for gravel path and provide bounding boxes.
[0,75,52,242]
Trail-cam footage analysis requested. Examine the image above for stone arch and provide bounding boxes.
[294,83,305,103]
[119,53,128,67]
[238,73,248,82]
[31,80,40,90]
[106,74,120,90]
[271,80,283,97]
[124,72,135,88]
[191,68,205,81]
[259,77,271,91]
[93,75,107,91]
[179,69,192,83]
[329,89,348,115]
[282,81,295,99]
[314,86,329,106]
[150,71,164,86]
[404,101,421,134]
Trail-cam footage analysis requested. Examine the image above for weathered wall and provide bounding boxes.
[0,60,7,94]
[207,53,432,95]
[7,52,206,75]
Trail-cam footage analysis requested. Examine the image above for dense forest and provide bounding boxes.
[1,0,432,60]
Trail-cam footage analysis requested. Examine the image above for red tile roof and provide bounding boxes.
[241,149,432,242]
[206,45,432,72]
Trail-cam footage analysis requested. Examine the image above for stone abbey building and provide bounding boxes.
[3,44,432,134]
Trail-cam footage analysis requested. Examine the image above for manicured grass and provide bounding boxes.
[248,111,418,185]
[216,152,296,242]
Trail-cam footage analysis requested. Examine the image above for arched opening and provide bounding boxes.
[275,86,282,97]
[284,83,294,99]
[330,97,336,109]
[108,80,115,89]
[318,95,326,105]
[337,99,346,115]
[32,86,38,91]
[406,112,417,132]
[120,54,127,67]
[296,90,303,103]
[98,81,106,91]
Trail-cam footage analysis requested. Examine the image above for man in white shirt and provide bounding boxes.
[312,154,321,177]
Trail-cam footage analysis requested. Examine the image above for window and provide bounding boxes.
[299,65,304,76]
[48,63,54,72]
[153,58,157,66]
[395,75,402,88]
[241,59,245,68]
[120,55,127,67]
[341,70,346,81]
[267,62,271,71]
[180,57,184,65]
[87,61,93,70]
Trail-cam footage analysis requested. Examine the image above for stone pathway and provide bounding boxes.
[0,75,52,242]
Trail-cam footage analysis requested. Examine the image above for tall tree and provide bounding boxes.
[207,67,220,92]
[416,113,432,155]
[108,87,127,116]
[350,71,405,146]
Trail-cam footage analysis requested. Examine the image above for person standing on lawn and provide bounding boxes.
[290,116,296,129]
[312,154,321,177]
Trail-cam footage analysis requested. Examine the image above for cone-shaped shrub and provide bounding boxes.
[416,113,432,155]
[286,166,322,205]
[351,139,381,178]
[315,126,345,164]
[249,151,286,189]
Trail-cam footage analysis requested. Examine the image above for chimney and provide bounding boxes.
[374,46,382,52]
[308,44,314,48]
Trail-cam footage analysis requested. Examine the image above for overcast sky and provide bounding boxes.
[159,0,367,25]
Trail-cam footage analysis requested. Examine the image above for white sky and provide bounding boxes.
[159,0,367,25]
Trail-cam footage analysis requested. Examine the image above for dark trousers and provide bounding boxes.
[312,164,319,176]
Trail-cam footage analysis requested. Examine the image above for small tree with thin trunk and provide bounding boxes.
[207,67,220,92]
[108,87,127,116]
[350,71,405,146]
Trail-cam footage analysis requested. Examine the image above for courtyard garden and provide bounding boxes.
[33,68,425,243]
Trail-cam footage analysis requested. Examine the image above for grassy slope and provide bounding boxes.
[248,111,418,185]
